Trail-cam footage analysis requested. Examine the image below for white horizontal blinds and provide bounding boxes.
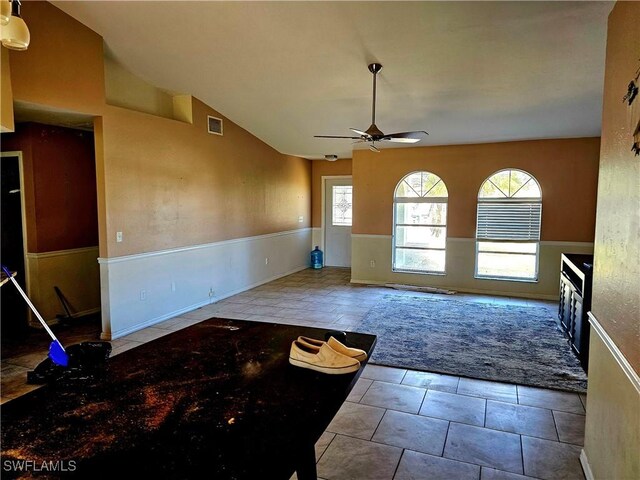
[476,202,542,241]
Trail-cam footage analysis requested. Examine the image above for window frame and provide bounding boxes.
[475,169,542,282]
[392,171,449,275]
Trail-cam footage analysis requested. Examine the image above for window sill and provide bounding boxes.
[474,275,538,283]
[393,269,446,276]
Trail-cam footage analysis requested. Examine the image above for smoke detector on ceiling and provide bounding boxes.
[324,154,338,161]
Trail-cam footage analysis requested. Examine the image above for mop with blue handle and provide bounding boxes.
[2,265,70,367]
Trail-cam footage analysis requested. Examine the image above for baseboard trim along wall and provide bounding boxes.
[99,228,311,340]
[580,450,594,480]
[587,311,640,393]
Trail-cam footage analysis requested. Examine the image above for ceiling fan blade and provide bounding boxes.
[350,128,369,137]
[369,143,380,153]
[314,135,362,139]
[381,131,428,143]
[383,137,421,144]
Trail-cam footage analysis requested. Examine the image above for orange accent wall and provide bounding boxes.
[9,1,105,114]
[98,98,311,257]
[591,1,640,371]
[352,138,600,242]
[1,123,99,253]
[311,159,352,227]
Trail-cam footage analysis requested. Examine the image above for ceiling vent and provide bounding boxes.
[207,115,223,136]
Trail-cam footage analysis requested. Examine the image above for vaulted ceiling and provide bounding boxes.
[53,1,612,159]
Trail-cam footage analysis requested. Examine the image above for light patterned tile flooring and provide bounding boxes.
[0,268,586,479]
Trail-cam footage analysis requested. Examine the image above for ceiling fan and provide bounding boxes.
[314,63,428,152]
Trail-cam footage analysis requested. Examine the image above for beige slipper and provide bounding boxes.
[297,336,368,363]
[289,339,361,374]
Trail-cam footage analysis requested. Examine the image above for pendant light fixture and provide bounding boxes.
[1,0,11,26]
[1,0,30,51]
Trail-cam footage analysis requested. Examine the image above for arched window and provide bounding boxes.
[476,169,542,280]
[393,171,448,274]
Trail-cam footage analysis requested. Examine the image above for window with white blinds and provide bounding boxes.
[476,169,542,280]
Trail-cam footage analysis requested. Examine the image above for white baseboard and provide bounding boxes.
[580,449,594,480]
[102,298,211,340]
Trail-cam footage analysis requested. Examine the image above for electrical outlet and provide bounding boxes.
[140,289,146,301]
[265,258,269,265]
[116,231,123,243]
[209,288,214,298]
[370,260,376,268]
[298,216,304,223]
[171,282,176,292]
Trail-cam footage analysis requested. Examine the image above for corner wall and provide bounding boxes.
[582,2,640,478]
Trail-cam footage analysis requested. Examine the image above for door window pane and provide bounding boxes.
[332,186,352,226]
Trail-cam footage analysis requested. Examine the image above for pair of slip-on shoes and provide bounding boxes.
[289,336,367,375]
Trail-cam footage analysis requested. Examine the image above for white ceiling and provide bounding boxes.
[52,1,612,159]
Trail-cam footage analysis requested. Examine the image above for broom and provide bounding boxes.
[1,265,69,367]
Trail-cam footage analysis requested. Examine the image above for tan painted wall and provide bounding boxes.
[99,97,311,257]
[10,1,104,115]
[583,3,640,479]
[584,327,639,480]
[590,1,640,371]
[1,47,14,132]
[26,247,100,323]
[104,55,174,120]
[311,158,352,227]
[352,138,601,241]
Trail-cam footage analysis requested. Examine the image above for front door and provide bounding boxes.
[324,178,352,267]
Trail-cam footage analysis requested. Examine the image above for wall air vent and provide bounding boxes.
[207,115,223,136]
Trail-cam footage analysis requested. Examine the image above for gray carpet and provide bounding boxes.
[359,295,587,392]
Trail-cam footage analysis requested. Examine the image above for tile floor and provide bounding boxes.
[0,268,586,479]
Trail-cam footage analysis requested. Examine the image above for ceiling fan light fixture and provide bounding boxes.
[1,0,30,51]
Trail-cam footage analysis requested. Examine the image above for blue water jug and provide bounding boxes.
[310,246,323,269]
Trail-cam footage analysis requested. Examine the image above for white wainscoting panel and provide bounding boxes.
[99,228,311,339]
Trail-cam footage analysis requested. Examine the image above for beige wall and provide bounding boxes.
[590,1,640,371]
[352,138,600,241]
[583,3,640,479]
[99,98,311,257]
[311,158,352,228]
[10,1,104,115]
[1,47,14,132]
[104,55,175,120]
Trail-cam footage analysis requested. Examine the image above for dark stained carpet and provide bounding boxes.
[359,295,587,392]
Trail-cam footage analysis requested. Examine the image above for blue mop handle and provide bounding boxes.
[1,265,66,351]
